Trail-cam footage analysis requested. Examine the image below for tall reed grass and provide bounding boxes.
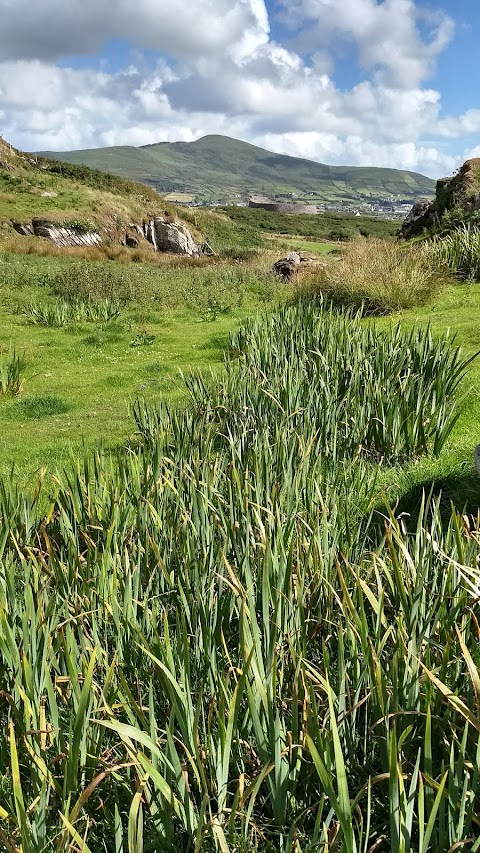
[24,297,121,326]
[428,224,480,281]
[0,302,478,852]
[0,346,27,395]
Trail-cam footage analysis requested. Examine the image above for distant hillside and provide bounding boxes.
[39,134,435,204]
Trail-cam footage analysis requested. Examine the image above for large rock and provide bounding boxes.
[144,216,198,255]
[34,220,102,247]
[273,252,302,281]
[11,218,102,247]
[399,200,436,240]
[124,232,139,248]
[12,222,34,236]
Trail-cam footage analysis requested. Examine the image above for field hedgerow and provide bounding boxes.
[0,301,479,852]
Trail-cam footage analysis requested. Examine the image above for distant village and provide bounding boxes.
[165,190,417,220]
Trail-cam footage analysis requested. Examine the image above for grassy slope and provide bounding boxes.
[0,138,165,231]
[39,133,436,201]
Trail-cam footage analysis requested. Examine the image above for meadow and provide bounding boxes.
[0,252,278,483]
[1,229,480,852]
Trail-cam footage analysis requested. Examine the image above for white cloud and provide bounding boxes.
[277,0,454,88]
[0,0,474,178]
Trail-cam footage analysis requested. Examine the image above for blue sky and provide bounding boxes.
[0,0,478,177]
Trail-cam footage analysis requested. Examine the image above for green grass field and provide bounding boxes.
[2,245,480,521]
[0,252,280,484]
[265,234,335,254]
[6,137,480,852]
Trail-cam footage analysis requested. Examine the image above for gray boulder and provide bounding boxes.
[125,232,139,248]
[30,219,102,247]
[12,221,34,236]
[143,216,198,255]
[399,199,436,240]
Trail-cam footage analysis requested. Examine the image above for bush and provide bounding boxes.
[297,238,444,313]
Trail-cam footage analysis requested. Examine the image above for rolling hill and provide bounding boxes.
[39,134,436,204]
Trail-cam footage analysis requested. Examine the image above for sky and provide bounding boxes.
[0,0,479,177]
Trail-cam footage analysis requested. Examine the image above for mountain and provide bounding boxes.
[39,135,435,204]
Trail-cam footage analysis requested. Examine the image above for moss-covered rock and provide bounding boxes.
[400,158,480,239]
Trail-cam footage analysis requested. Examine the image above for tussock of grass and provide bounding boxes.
[14,393,71,417]
[0,345,27,395]
[24,297,120,326]
[298,238,445,313]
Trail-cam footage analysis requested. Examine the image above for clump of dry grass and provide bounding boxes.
[296,237,445,313]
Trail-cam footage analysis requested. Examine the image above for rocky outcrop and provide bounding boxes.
[400,158,480,239]
[399,200,436,240]
[12,219,102,247]
[11,214,199,255]
[143,216,198,255]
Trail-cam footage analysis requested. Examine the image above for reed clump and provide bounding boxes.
[427,224,480,281]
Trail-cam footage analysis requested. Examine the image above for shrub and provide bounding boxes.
[297,237,444,313]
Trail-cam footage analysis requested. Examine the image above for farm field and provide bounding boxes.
[2,228,480,851]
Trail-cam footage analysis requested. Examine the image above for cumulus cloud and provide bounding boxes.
[277,0,454,88]
[0,0,475,177]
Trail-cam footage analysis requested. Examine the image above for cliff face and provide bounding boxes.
[400,159,480,239]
